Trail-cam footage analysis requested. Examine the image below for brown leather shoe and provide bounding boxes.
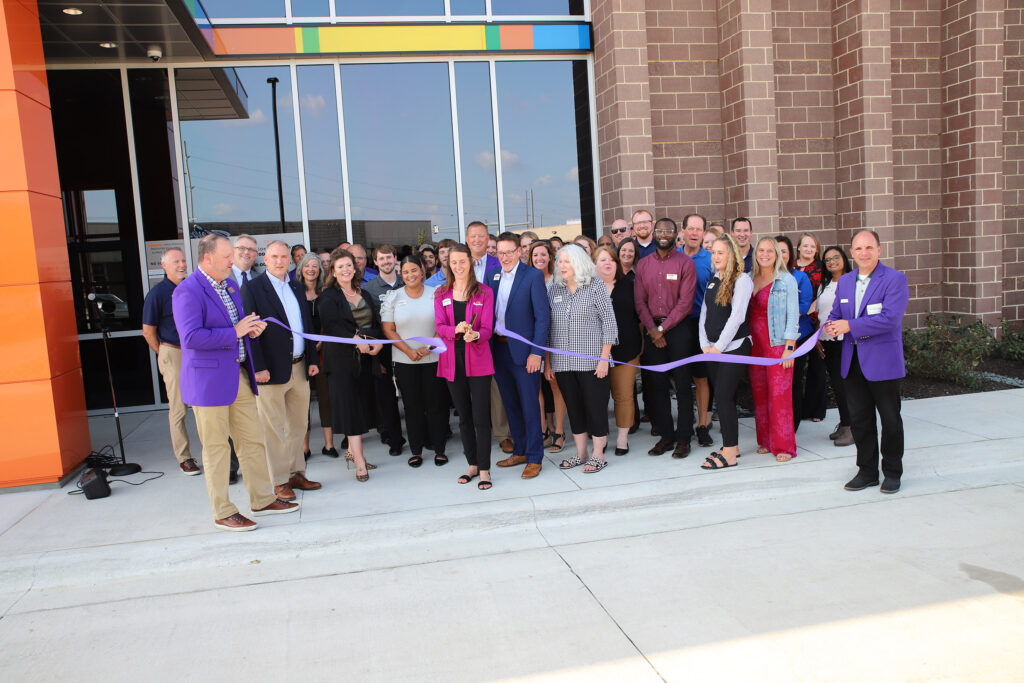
[252,499,300,516]
[497,454,527,467]
[214,513,257,532]
[288,473,322,490]
[648,439,674,456]
[500,438,514,453]
[521,463,542,479]
[671,442,691,459]
[274,483,296,501]
[179,458,200,476]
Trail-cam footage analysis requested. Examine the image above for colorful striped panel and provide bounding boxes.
[204,23,591,56]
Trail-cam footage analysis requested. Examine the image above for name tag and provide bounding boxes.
[442,298,452,307]
[707,282,715,290]
[553,296,563,303]
[866,303,882,315]
[472,301,483,306]
[395,300,407,307]
[666,273,678,281]
[493,273,501,281]
[840,298,849,303]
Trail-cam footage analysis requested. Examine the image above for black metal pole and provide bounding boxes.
[267,77,286,232]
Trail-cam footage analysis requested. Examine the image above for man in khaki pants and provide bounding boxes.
[173,234,298,531]
[142,248,197,475]
[242,241,321,501]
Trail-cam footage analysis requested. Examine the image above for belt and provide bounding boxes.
[160,343,180,349]
[292,355,305,364]
[494,334,508,343]
[653,317,666,325]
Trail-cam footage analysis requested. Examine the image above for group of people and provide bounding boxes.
[142,213,909,532]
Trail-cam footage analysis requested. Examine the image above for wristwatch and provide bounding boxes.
[657,325,664,333]
[785,344,795,351]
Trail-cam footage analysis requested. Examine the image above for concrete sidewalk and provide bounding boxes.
[1,390,1023,681]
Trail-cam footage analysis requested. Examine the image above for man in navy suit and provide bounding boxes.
[490,231,550,479]
[242,241,321,502]
[825,229,909,494]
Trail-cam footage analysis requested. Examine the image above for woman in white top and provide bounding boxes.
[528,240,568,453]
[815,245,855,447]
[382,254,449,468]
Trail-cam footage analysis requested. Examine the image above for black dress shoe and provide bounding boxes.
[844,473,880,491]
[695,425,713,447]
[389,442,404,456]
[628,423,639,435]
[671,442,691,459]
[880,477,901,494]
[322,447,340,458]
[340,436,349,449]
[303,450,311,462]
[614,446,629,456]
[648,439,674,456]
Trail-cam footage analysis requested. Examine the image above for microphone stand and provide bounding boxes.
[90,294,141,476]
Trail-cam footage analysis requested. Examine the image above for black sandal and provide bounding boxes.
[457,473,477,484]
[434,454,448,466]
[408,455,423,468]
[477,479,492,490]
[701,452,737,470]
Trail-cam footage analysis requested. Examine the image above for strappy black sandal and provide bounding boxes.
[434,453,448,466]
[701,452,737,470]
[408,455,423,468]
[477,479,492,490]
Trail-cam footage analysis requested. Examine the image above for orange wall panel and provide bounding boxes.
[0,283,49,381]
[0,90,60,197]
[0,375,62,486]
[54,367,89,474]
[0,0,48,106]
[40,280,82,379]
[0,189,42,285]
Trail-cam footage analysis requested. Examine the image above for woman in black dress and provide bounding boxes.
[319,249,383,482]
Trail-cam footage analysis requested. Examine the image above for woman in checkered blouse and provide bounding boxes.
[544,244,619,474]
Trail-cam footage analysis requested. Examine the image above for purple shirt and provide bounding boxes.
[633,248,697,333]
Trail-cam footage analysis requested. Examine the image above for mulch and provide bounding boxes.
[901,356,1024,400]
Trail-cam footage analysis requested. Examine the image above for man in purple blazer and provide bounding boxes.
[825,230,909,494]
[173,234,299,531]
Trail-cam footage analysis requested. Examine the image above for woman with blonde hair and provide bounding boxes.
[573,234,597,256]
[698,235,753,469]
[748,237,799,462]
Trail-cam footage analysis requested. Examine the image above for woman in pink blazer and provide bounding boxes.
[434,244,495,490]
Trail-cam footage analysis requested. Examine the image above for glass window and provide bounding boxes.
[451,0,486,14]
[454,62,498,231]
[128,69,183,243]
[340,63,458,246]
[291,0,330,17]
[495,61,583,234]
[200,0,286,19]
[177,66,303,258]
[80,337,154,408]
[491,1,581,15]
[334,0,443,17]
[297,65,347,250]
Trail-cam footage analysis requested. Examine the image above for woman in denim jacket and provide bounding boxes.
[748,237,799,462]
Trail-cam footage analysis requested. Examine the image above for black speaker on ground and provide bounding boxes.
[80,468,111,499]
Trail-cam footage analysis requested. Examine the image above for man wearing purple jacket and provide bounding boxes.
[825,230,909,494]
[173,234,299,531]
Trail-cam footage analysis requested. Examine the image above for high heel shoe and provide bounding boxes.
[345,450,376,471]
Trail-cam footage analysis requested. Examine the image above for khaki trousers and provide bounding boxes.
[194,369,277,520]
[609,356,640,429]
[255,361,310,486]
[157,344,192,463]
[490,377,510,441]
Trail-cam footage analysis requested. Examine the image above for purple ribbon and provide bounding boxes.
[262,317,448,355]
[495,325,825,372]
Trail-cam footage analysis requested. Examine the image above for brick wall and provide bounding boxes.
[1003,3,1024,322]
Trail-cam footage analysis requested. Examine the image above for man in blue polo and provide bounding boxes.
[142,247,198,476]
[679,213,715,447]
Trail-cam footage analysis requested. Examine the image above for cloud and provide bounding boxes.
[565,166,578,181]
[300,93,327,118]
[534,175,555,187]
[475,149,520,170]
[225,108,267,126]
[475,151,494,168]
[212,202,233,216]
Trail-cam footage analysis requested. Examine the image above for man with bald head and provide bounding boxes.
[609,218,631,246]
[143,247,196,475]
[348,243,377,284]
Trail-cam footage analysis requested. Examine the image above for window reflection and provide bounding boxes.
[491,0,580,14]
[454,62,498,231]
[199,0,285,19]
[177,66,302,250]
[451,0,486,14]
[291,0,330,17]
[495,61,583,234]
[297,65,347,250]
[335,0,443,16]
[128,69,182,242]
[341,63,458,245]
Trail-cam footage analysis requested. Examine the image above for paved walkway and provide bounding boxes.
[1,390,1023,681]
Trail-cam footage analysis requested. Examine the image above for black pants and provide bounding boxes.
[801,344,827,421]
[845,347,903,480]
[791,334,812,431]
[394,362,448,456]
[641,322,694,443]
[555,370,610,438]
[365,357,404,448]
[447,373,492,470]
[708,338,751,448]
[822,340,851,426]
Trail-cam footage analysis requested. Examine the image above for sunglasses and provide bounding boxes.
[610,227,628,234]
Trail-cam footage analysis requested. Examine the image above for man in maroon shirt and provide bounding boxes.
[633,217,698,457]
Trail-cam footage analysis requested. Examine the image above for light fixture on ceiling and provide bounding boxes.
[61,7,84,15]
[99,42,117,48]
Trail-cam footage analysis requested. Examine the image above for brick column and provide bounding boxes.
[717,0,780,235]
[1004,4,1024,322]
[940,0,1004,323]
[832,0,895,251]
[0,0,90,487]
[592,0,656,226]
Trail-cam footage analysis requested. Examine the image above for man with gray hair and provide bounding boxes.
[142,247,197,475]
[242,240,321,501]
[231,234,260,286]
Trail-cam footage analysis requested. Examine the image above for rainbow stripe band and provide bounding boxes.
[202,23,591,56]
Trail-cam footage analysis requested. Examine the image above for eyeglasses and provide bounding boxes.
[631,220,652,226]
[496,249,519,257]
[610,227,628,234]
[235,246,257,254]
[824,255,843,263]
[653,228,676,235]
